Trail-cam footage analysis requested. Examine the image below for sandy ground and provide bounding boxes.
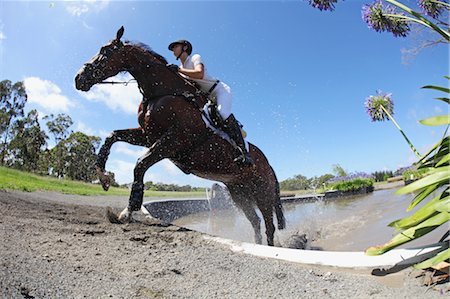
[1,189,448,298]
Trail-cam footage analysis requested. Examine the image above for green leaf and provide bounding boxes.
[405,183,440,212]
[417,136,449,165]
[436,153,450,167]
[366,212,450,256]
[389,194,447,229]
[434,197,450,213]
[435,97,450,104]
[419,115,450,126]
[422,85,450,93]
[414,248,450,270]
[396,167,450,194]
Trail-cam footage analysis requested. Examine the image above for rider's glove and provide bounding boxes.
[167,64,179,72]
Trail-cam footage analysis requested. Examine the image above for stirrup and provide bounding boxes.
[234,153,254,166]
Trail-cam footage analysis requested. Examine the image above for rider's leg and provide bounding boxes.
[214,83,253,165]
[223,114,254,165]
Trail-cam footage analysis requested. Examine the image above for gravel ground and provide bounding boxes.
[1,190,448,298]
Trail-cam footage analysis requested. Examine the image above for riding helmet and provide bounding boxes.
[168,40,193,55]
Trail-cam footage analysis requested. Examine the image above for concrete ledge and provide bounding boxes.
[204,235,442,268]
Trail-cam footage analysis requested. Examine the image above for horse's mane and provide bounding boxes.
[125,40,168,65]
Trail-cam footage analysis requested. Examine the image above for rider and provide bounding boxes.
[167,39,253,165]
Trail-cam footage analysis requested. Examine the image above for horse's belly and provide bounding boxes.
[189,170,237,184]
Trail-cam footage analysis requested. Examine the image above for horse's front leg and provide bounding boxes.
[96,128,147,191]
[118,126,186,222]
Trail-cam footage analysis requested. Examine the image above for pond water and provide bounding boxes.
[173,189,447,251]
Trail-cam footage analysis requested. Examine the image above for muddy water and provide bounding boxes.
[174,189,448,251]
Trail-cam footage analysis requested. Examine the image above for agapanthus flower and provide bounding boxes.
[418,0,447,18]
[309,0,339,11]
[365,91,394,122]
[362,0,410,37]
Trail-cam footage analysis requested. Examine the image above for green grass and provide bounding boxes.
[0,166,205,198]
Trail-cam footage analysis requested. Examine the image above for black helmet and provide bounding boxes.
[168,40,192,55]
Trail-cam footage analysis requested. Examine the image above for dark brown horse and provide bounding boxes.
[75,27,285,246]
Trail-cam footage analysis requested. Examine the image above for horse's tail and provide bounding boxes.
[272,167,286,230]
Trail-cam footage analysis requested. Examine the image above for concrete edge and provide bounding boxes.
[141,200,439,269]
[203,235,440,268]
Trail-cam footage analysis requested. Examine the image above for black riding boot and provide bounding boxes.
[223,114,254,166]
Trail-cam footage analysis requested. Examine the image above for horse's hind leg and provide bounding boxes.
[228,188,262,244]
[258,203,275,246]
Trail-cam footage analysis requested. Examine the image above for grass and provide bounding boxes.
[0,166,205,198]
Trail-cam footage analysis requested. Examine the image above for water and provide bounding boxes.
[174,189,448,251]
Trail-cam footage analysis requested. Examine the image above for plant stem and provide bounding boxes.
[380,105,422,158]
[385,0,450,41]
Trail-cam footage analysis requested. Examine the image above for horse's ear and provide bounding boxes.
[116,26,124,41]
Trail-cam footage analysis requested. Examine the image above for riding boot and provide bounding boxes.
[128,182,144,211]
[223,114,254,166]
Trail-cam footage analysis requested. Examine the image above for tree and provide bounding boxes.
[8,109,48,171]
[332,164,347,177]
[60,132,101,182]
[44,113,73,178]
[0,80,27,165]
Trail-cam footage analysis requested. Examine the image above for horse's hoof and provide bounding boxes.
[106,207,123,224]
[118,208,132,223]
[96,166,111,191]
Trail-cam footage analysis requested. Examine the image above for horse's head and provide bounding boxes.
[75,27,126,91]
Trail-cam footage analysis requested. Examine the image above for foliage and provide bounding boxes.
[327,172,375,192]
[8,110,48,171]
[309,0,449,268]
[144,181,203,192]
[372,170,394,182]
[366,80,449,269]
[328,178,375,192]
[401,166,429,181]
[43,113,74,178]
[332,164,347,177]
[60,132,101,182]
[0,80,27,165]
[280,173,334,191]
[0,166,205,198]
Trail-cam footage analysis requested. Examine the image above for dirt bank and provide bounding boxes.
[1,190,447,298]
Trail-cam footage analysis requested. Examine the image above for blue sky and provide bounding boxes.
[1,0,448,187]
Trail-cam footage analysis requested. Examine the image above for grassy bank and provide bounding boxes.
[0,167,205,198]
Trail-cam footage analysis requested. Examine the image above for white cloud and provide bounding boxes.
[76,121,95,136]
[0,31,5,41]
[79,73,142,115]
[114,143,147,159]
[108,159,135,184]
[24,77,75,113]
[65,0,110,16]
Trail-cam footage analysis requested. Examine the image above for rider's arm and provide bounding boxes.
[179,63,204,80]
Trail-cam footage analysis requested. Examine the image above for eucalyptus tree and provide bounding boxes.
[0,80,27,165]
[8,109,48,171]
[43,113,73,178]
[61,132,101,182]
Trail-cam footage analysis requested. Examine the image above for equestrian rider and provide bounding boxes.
[167,40,253,165]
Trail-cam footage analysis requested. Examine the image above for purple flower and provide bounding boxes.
[418,0,446,18]
[309,0,339,11]
[365,91,394,122]
[362,0,410,37]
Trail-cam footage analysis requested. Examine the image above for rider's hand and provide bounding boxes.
[167,64,179,72]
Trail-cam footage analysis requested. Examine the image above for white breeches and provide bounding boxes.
[210,82,232,120]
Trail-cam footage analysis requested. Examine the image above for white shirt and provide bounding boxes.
[181,54,218,92]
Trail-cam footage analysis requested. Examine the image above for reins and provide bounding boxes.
[98,78,137,86]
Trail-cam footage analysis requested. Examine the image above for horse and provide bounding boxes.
[75,27,285,246]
